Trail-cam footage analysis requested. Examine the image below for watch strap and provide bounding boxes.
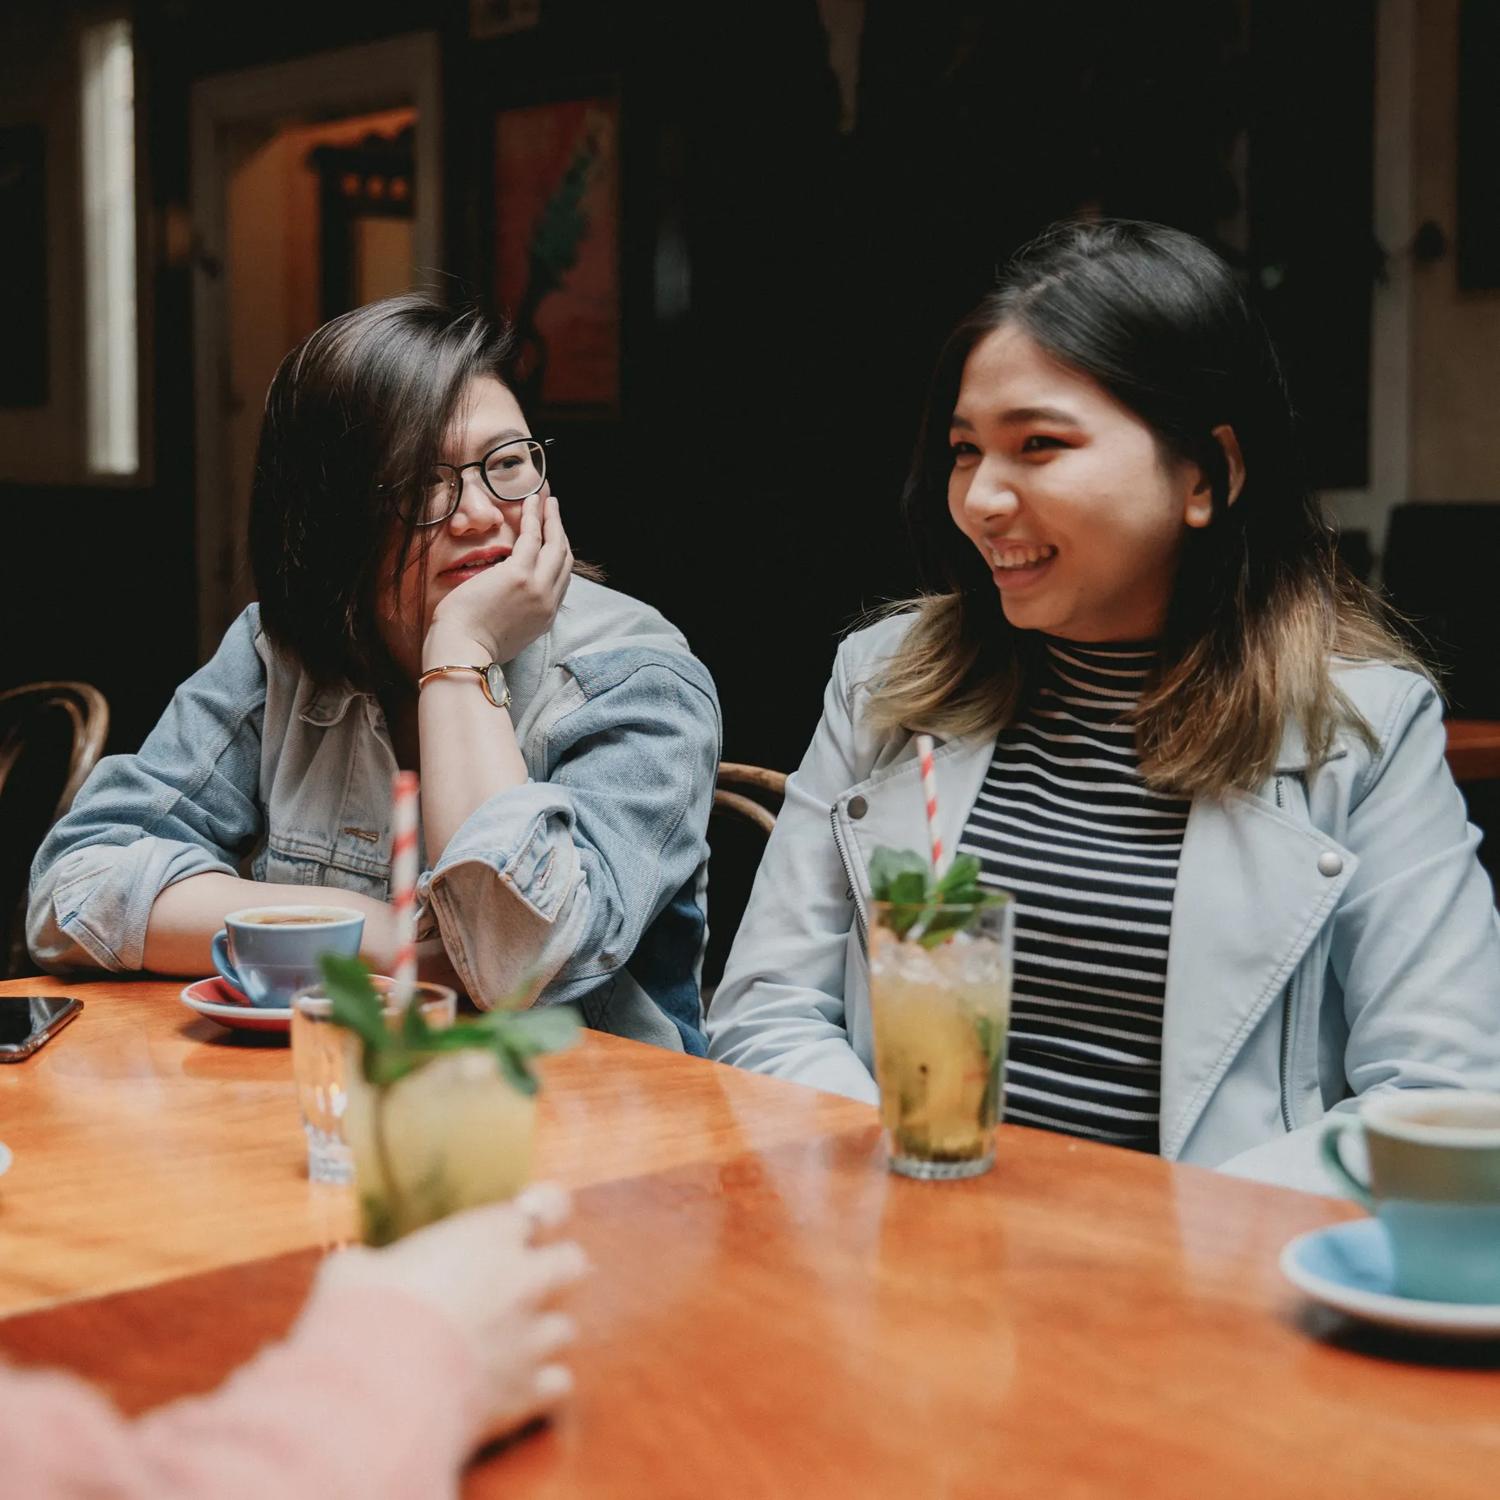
[417,662,512,709]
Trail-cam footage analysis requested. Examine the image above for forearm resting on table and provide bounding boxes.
[142,873,399,977]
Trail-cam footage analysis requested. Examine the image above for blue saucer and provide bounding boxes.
[1281,1219,1500,1339]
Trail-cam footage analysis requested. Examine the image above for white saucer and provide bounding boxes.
[1281,1218,1500,1339]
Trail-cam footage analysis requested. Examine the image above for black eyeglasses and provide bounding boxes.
[406,437,554,527]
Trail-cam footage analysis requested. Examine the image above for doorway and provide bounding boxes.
[190,34,441,658]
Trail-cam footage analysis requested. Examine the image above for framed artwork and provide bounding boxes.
[493,94,620,414]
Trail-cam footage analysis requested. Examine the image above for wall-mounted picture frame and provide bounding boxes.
[493,93,620,416]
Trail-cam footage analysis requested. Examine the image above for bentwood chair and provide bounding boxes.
[713,761,788,836]
[703,761,788,999]
[0,682,111,977]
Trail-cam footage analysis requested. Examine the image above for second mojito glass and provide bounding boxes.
[869,896,1015,1180]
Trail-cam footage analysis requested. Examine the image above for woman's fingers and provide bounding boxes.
[538,492,566,554]
[539,494,573,591]
[508,493,543,570]
[514,1182,572,1238]
[516,1239,590,1305]
[528,1310,578,1362]
[474,1360,574,1450]
[533,1363,574,1407]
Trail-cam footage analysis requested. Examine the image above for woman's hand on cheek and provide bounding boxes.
[425,494,574,668]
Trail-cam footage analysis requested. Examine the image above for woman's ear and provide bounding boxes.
[1213,424,1246,507]
[1184,423,1246,528]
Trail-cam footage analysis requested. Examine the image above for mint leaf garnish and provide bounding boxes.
[867,845,1008,946]
[314,954,581,1091]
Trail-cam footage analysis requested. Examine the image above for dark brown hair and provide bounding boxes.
[249,294,515,689]
[868,219,1424,794]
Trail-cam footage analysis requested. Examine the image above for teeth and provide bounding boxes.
[988,544,1056,570]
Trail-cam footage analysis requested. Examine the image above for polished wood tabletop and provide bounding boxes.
[0,976,868,1315]
[3,977,1498,1498]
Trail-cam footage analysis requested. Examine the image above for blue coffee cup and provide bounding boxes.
[1321,1090,1500,1304]
[212,905,365,1009]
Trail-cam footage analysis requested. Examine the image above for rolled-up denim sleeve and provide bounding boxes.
[26,610,268,973]
[422,651,720,1010]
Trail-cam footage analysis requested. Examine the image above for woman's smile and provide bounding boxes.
[986,540,1058,588]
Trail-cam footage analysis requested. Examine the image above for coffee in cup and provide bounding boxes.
[211,905,365,1009]
[238,913,347,926]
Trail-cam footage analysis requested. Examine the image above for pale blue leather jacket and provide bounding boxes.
[708,615,1500,1189]
[29,578,722,1053]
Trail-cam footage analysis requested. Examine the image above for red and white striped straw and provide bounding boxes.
[390,770,419,1008]
[915,733,945,879]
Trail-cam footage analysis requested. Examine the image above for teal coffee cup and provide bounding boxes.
[1321,1090,1500,1304]
[211,905,365,1009]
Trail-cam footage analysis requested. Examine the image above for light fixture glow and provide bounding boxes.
[80,18,138,476]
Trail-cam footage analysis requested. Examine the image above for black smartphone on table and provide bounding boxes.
[0,996,83,1061]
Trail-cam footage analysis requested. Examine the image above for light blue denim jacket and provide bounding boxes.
[707,615,1500,1190]
[28,578,722,1053]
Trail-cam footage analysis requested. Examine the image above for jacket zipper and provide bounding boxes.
[1274,774,1296,1133]
[830,802,868,945]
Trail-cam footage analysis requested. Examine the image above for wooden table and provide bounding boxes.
[1447,719,1500,783]
[2,978,1498,1497]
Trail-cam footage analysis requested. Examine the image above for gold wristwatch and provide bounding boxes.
[417,662,512,709]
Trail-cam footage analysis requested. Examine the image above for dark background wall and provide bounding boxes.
[1,0,1379,777]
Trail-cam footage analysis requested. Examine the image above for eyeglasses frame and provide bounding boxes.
[412,436,555,528]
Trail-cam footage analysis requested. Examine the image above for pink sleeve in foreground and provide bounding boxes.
[2,1283,482,1500]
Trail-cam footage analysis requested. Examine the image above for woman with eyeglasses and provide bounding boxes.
[29,295,720,1052]
[707,219,1500,1190]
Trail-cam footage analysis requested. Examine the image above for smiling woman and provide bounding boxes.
[27,296,721,1055]
[944,326,1243,647]
[707,219,1500,1191]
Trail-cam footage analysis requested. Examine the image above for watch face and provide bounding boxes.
[484,662,509,706]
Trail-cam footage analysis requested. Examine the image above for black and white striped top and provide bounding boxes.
[956,638,1189,1153]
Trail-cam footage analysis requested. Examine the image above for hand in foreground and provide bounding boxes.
[426,493,573,668]
[317,1184,586,1446]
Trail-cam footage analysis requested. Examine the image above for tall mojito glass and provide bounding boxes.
[314,954,577,1247]
[869,897,1014,1180]
[344,1044,538,1245]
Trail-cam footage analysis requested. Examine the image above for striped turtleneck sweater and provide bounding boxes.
[955,638,1189,1154]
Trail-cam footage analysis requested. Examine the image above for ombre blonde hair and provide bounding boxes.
[864,221,1425,797]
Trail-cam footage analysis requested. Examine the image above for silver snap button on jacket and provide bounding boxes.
[847,795,868,819]
[1317,851,1344,877]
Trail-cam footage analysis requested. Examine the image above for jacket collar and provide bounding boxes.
[299,681,362,727]
[835,734,996,919]
[1273,716,1350,775]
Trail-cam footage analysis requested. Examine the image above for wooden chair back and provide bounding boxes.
[712,761,788,837]
[1,682,111,975]
[704,762,788,995]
